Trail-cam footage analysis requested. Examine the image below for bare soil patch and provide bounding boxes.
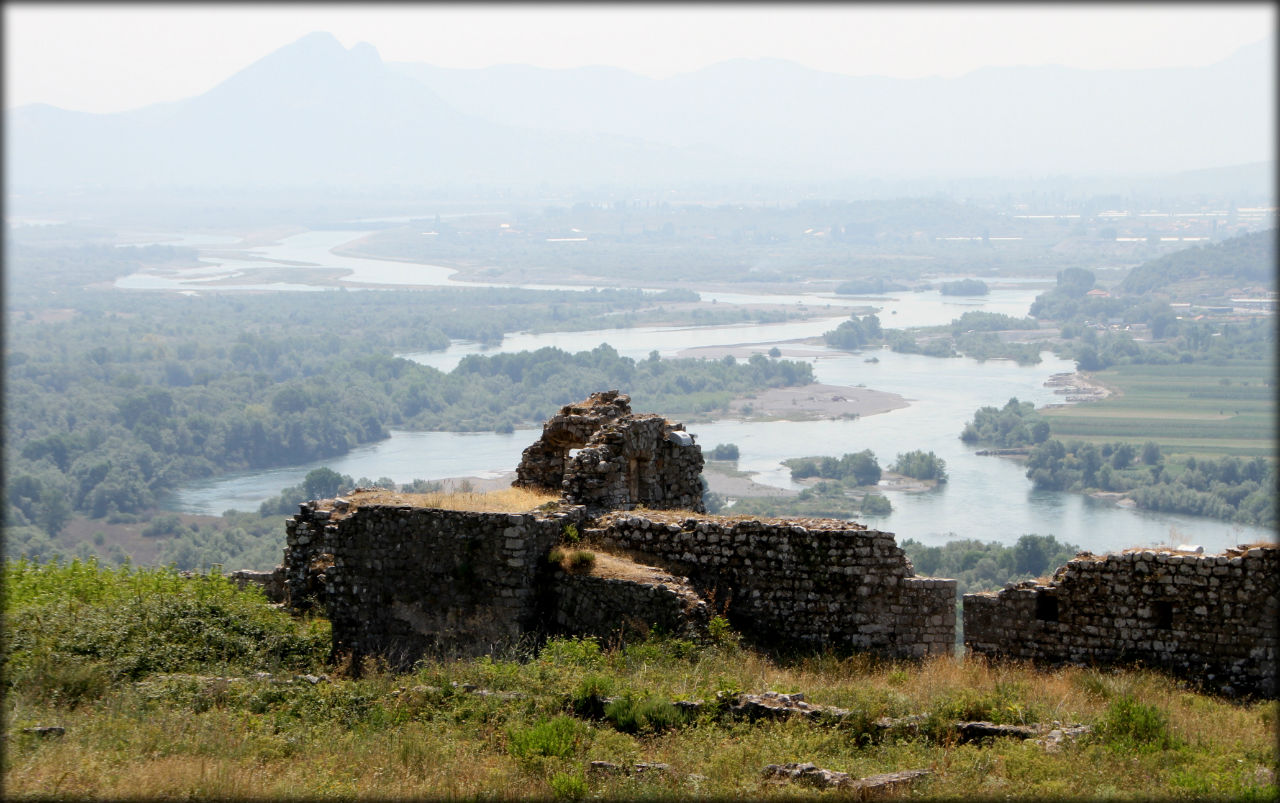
[722,383,909,421]
[702,462,797,499]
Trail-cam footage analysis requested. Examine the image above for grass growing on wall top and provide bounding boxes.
[336,486,561,515]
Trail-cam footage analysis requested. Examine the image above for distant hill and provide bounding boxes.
[4,32,731,191]
[1120,229,1276,294]
[6,31,1274,192]
[390,36,1274,179]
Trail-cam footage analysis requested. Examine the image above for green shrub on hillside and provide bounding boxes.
[1096,695,1180,751]
[603,693,691,734]
[507,715,587,761]
[1,555,1274,800]
[4,558,329,693]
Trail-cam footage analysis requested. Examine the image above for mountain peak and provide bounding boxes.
[256,30,382,71]
[195,31,387,105]
[284,30,346,53]
[350,41,382,68]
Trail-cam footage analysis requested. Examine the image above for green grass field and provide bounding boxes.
[1042,361,1276,458]
[4,560,1277,800]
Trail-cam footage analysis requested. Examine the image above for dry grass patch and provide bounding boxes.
[339,486,559,515]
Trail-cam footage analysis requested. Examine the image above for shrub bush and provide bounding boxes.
[4,559,330,685]
[603,693,690,734]
[549,770,588,800]
[861,494,892,515]
[507,715,585,760]
[1097,695,1179,751]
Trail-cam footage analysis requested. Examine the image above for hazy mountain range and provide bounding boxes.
[7,31,1274,192]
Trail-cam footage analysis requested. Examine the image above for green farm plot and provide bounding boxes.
[1041,361,1275,457]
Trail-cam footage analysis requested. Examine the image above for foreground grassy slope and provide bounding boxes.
[1042,361,1276,457]
[4,560,1277,799]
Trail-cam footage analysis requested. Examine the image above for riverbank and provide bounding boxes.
[1042,371,1113,404]
[702,461,798,499]
[700,382,909,422]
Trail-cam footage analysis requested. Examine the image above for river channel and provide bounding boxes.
[150,228,1276,553]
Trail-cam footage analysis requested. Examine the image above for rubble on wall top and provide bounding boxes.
[1070,542,1277,563]
[558,389,631,416]
[594,508,871,532]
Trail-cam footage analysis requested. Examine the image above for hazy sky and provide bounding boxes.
[5,3,1275,113]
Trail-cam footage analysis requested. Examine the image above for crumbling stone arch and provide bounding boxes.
[514,390,632,491]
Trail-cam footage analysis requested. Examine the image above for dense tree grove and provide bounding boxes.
[822,313,883,350]
[3,246,816,547]
[707,443,740,461]
[5,335,814,535]
[959,398,1050,447]
[900,534,1082,595]
[833,277,909,294]
[786,450,882,486]
[878,329,958,358]
[949,311,1040,335]
[825,310,1045,364]
[1025,441,1276,528]
[953,332,1044,364]
[958,392,1276,528]
[1025,231,1277,370]
[1061,319,1275,371]
[1119,228,1274,294]
[890,450,948,482]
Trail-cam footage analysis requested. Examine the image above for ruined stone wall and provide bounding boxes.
[283,503,338,609]
[278,392,952,666]
[286,501,586,666]
[552,571,711,642]
[563,416,704,511]
[584,513,955,658]
[964,545,1278,697]
[229,567,287,603]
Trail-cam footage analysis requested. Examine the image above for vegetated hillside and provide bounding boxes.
[1119,228,1276,294]
[3,247,819,564]
[4,559,1276,799]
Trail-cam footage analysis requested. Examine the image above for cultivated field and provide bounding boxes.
[1041,361,1276,458]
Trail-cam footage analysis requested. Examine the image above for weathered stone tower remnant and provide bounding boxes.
[515,390,705,512]
[964,545,1278,697]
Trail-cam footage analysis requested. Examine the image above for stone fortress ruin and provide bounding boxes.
[966,545,1277,697]
[268,391,1277,697]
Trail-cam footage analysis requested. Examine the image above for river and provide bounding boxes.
[151,227,1275,553]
